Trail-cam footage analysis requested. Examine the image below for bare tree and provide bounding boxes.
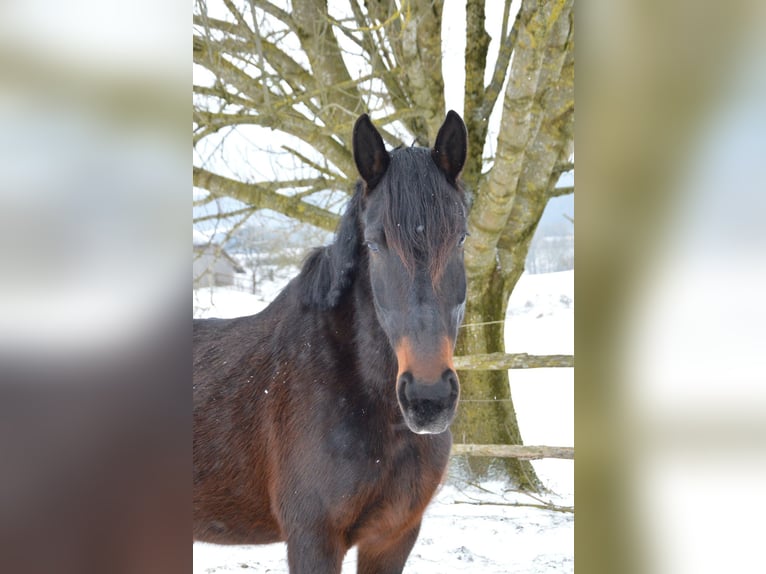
[193,0,573,490]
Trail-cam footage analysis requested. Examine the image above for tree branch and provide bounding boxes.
[549,185,573,197]
[194,83,253,108]
[193,167,340,231]
[221,0,254,37]
[462,0,492,185]
[481,0,521,119]
[291,0,364,130]
[249,0,296,34]
[194,205,257,224]
[453,499,574,514]
[193,14,250,40]
[280,145,344,180]
[553,160,574,175]
[399,0,445,142]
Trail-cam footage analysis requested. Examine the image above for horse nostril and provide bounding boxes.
[397,372,414,400]
[442,369,459,396]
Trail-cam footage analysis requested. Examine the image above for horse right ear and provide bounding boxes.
[353,114,390,190]
[431,110,467,183]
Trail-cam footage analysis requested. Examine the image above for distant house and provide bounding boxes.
[193,240,246,288]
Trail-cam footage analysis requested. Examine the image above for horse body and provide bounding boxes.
[194,112,468,573]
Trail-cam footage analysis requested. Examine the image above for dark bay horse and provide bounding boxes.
[193,111,468,573]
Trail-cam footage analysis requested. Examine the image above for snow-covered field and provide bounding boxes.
[193,270,574,573]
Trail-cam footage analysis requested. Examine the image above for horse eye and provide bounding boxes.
[364,240,380,253]
[457,233,468,247]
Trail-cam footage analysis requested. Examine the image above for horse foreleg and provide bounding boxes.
[356,522,421,574]
[286,528,345,574]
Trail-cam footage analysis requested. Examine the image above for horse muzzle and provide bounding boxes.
[396,369,459,434]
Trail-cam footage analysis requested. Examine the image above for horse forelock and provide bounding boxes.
[378,148,466,282]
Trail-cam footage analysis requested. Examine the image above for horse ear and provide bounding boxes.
[353,114,390,190]
[431,110,467,182]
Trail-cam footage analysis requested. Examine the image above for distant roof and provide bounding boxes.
[193,242,246,274]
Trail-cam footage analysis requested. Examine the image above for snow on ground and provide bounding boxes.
[193,270,573,573]
[506,270,574,498]
[193,266,297,319]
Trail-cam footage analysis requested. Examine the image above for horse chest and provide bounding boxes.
[348,441,447,545]
[322,419,448,536]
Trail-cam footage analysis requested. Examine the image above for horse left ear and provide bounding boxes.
[353,113,390,190]
[431,110,467,182]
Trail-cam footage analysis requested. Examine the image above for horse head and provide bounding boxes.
[353,111,468,434]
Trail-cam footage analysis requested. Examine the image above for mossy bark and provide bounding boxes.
[451,266,544,491]
[450,0,573,491]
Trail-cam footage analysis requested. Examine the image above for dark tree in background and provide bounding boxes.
[193,0,573,490]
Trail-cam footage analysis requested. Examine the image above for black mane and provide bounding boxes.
[297,187,362,310]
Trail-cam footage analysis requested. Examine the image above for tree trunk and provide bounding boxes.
[450,0,573,491]
[452,266,544,491]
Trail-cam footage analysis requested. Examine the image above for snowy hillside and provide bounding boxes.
[193,270,574,573]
